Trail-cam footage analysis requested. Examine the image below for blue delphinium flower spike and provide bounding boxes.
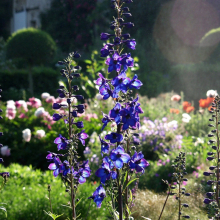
[88,185,106,208]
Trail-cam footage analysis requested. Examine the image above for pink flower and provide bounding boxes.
[193,171,199,178]
[182,181,187,185]
[171,95,181,102]
[19,113,27,118]
[27,97,42,108]
[46,96,56,104]
[22,128,31,142]
[15,100,28,112]
[6,108,16,119]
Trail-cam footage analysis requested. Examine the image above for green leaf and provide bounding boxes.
[84,60,92,64]
[75,197,83,207]
[44,210,63,220]
[124,178,138,191]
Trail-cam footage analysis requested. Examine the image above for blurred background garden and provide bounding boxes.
[0,0,220,219]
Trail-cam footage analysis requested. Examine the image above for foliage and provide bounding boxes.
[0,163,108,220]
[40,0,97,53]
[6,28,57,66]
[0,67,59,101]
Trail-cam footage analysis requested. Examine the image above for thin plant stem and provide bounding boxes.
[48,185,53,213]
[178,178,181,220]
[117,169,123,220]
[158,185,171,220]
[216,100,220,208]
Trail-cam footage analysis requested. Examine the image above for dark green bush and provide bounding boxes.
[0,67,59,101]
[6,28,56,66]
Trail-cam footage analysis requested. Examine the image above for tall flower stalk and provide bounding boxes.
[46,53,90,220]
[203,95,220,219]
[89,1,149,219]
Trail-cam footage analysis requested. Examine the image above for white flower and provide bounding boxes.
[22,128,31,142]
[182,113,191,123]
[206,90,218,98]
[35,130,46,139]
[1,146,10,156]
[34,107,45,117]
[41,92,50,99]
[167,120,178,129]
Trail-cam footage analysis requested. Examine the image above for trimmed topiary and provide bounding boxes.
[6,27,56,66]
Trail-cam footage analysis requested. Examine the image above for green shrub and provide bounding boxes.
[6,28,56,66]
[0,67,59,101]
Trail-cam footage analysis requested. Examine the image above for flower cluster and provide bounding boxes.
[46,52,90,219]
[139,117,182,156]
[182,101,194,113]
[203,95,220,219]
[89,1,149,219]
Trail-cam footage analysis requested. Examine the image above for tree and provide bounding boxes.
[6,28,57,95]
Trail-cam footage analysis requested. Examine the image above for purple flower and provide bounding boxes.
[110,146,130,169]
[48,156,63,177]
[53,113,63,121]
[129,74,143,90]
[57,89,66,98]
[96,73,107,88]
[54,134,68,151]
[0,172,10,177]
[111,71,131,98]
[99,136,110,156]
[95,162,117,184]
[73,121,84,128]
[105,132,123,144]
[122,22,134,28]
[100,44,114,57]
[120,53,134,71]
[88,185,106,208]
[100,33,114,40]
[0,158,3,163]
[75,167,91,184]
[124,39,136,50]
[106,52,122,73]
[99,83,113,100]
[204,198,213,204]
[101,113,111,131]
[129,152,149,173]
[109,103,121,124]
[77,130,89,146]
[120,107,137,130]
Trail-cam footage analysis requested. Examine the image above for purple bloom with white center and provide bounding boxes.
[109,103,121,124]
[101,112,111,131]
[129,74,143,90]
[106,52,122,73]
[54,134,68,151]
[80,160,91,173]
[88,184,106,208]
[0,172,10,177]
[102,156,114,169]
[53,113,63,121]
[124,39,136,50]
[110,146,130,169]
[111,71,131,98]
[129,151,149,173]
[105,132,123,144]
[99,136,110,156]
[77,130,88,146]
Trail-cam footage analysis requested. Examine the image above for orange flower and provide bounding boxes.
[183,101,191,111]
[185,106,195,113]
[170,108,180,114]
[199,97,214,108]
